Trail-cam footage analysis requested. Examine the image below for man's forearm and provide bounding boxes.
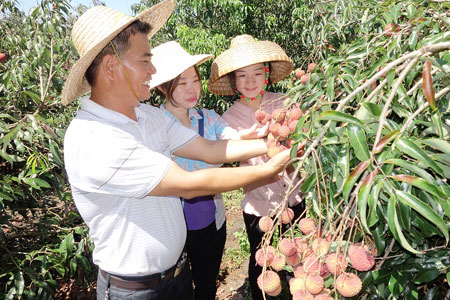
[206,139,267,164]
[181,163,275,199]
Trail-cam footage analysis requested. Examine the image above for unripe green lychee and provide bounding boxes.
[335,273,362,297]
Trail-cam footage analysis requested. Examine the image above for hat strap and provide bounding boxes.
[110,41,139,101]
[233,62,270,102]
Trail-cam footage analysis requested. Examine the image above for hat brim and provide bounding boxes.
[149,54,212,89]
[207,40,293,96]
[61,0,176,105]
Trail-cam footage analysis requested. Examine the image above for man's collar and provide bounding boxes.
[80,96,144,125]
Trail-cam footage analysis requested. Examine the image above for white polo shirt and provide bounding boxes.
[64,97,198,276]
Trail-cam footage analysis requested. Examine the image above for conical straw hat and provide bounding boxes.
[149,41,212,89]
[61,0,176,105]
[208,34,293,96]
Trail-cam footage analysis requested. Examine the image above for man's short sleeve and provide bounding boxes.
[64,121,171,199]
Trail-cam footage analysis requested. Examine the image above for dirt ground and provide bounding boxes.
[216,202,250,300]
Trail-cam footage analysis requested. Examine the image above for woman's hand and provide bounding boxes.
[238,123,269,139]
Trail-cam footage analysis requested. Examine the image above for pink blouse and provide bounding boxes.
[222,92,304,216]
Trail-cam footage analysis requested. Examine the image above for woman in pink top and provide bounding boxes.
[208,35,305,300]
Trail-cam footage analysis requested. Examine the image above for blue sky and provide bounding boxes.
[19,0,141,15]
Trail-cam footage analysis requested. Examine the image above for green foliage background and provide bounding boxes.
[0,0,449,299]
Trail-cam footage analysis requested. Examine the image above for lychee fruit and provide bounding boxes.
[266,284,282,296]
[258,216,273,233]
[278,238,296,256]
[270,253,286,271]
[300,73,310,84]
[325,252,348,275]
[299,218,316,235]
[269,122,281,135]
[303,254,326,276]
[281,208,294,224]
[257,270,281,293]
[261,113,272,125]
[293,265,307,278]
[254,109,266,122]
[295,68,306,79]
[278,125,290,138]
[348,243,375,271]
[307,63,317,72]
[285,252,302,267]
[335,273,362,297]
[255,246,275,267]
[289,277,306,295]
[312,238,331,256]
[292,290,314,300]
[289,119,299,132]
[314,293,333,300]
[272,108,286,122]
[289,106,303,120]
[305,274,324,295]
[293,238,308,254]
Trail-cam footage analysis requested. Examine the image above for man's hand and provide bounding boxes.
[265,149,292,174]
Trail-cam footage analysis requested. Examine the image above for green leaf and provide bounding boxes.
[14,272,24,296]
[362,102,381,116]
[373,130,400,154]
[387,194,422,254]
[22,178,41,190]
[317,111,364,127]
[358,170,378,233]
[348,125,370,161]
[395,190,449,243]
[421,138,450,156]
[343,160,370,203]
[326,76,335,101]
[394,137,443,176]
[383,158,435,184]
[392,175,446,199]
[414,270,441,284]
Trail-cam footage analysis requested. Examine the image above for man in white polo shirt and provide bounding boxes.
[61,1,293,299]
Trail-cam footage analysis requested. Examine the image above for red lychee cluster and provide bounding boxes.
[254,213,377,298]
[254,103,305,158]
[294,63,317,84]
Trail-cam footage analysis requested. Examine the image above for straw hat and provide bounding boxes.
[208,34,293,96]
[149,41,212,89]
[61,0,176,105]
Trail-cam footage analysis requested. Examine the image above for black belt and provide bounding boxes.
[101,252,187,290]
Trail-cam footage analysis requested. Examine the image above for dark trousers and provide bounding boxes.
[96,262,193,300]
[243,203,305,300]
[186,220,226,300]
